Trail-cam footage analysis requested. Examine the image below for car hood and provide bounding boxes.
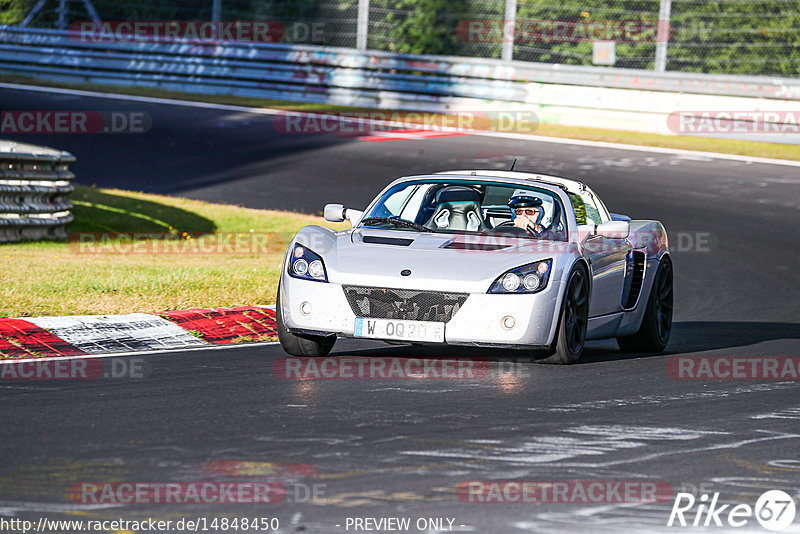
[294,227,574,293]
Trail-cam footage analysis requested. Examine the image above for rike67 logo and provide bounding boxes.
[668,490,796,531]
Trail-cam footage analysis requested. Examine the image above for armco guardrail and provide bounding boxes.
[0,140,75,243]
[0,25,798,139]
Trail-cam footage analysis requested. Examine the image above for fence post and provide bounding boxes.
[212,0,222,23]
[654,0,672,72]
[357,0,369,50]
[80,0,102,25]
[21,0,47,27]
[22,0,100,28]
[502,0,517,61]
[56,0,68,30]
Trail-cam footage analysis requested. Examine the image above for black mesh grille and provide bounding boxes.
[343,286,467,323]
[623,250,647,309]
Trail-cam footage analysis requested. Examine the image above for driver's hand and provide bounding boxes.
[514,216,542,234]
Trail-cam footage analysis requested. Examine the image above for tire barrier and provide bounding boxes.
[0,139,75,242]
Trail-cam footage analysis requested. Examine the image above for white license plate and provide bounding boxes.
[354,317,444,342]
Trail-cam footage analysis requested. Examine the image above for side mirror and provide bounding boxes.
[345,209,364,227]
[324,204,364,227]
[324,204,346,222]
[609,212,631,222]
[596,220,629,239]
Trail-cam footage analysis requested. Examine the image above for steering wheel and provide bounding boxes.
[489,219,539,236]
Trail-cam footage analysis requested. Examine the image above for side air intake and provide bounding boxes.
[623,250,646,309]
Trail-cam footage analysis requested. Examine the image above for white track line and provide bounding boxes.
[28,313,205,353]
[3,82,799,168]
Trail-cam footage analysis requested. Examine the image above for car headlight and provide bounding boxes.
[489,259,552,294]
[288,244,328,282]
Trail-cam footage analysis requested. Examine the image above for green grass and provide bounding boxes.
[3,73,799,161]
[0,186,347,317]
[530,123,800,161]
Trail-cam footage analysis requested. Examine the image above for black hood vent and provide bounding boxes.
[362,235,414,246]
[443,241,511,251]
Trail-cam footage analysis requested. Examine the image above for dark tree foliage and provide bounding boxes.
[5,0,798,75]
[1,0,37,25]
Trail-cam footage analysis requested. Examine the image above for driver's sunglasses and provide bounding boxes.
[514,208,540,216]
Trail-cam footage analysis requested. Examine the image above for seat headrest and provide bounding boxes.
[434,186,482,204]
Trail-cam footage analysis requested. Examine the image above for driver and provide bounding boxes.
[508,195,544,235]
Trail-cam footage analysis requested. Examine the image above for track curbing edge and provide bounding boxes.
[0,306,277,359]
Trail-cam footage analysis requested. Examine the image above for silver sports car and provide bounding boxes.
[276,170,673,363]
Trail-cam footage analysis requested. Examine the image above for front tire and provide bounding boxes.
[617,256,673,352]
[276,282,336,357]
[539,264,589,364]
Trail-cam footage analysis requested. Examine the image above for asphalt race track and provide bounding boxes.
[1,85,799,533]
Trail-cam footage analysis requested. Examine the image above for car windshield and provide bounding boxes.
[359,179,567,241]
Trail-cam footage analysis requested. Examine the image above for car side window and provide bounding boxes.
[570,194,587,225]
[570,191,603,225]
[582,192,603,225]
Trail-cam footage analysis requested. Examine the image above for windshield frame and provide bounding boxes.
[357,177,571,241]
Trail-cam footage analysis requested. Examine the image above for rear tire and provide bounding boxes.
[276,282,336,357]
[617,256,673,352]
[538,264,589,364]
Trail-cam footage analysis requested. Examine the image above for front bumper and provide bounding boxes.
[279,277,562,348]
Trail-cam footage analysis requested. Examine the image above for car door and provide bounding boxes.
[584,233,630,316]
[573,191,631,317]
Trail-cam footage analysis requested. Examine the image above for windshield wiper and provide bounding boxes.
[360,216,432,233]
